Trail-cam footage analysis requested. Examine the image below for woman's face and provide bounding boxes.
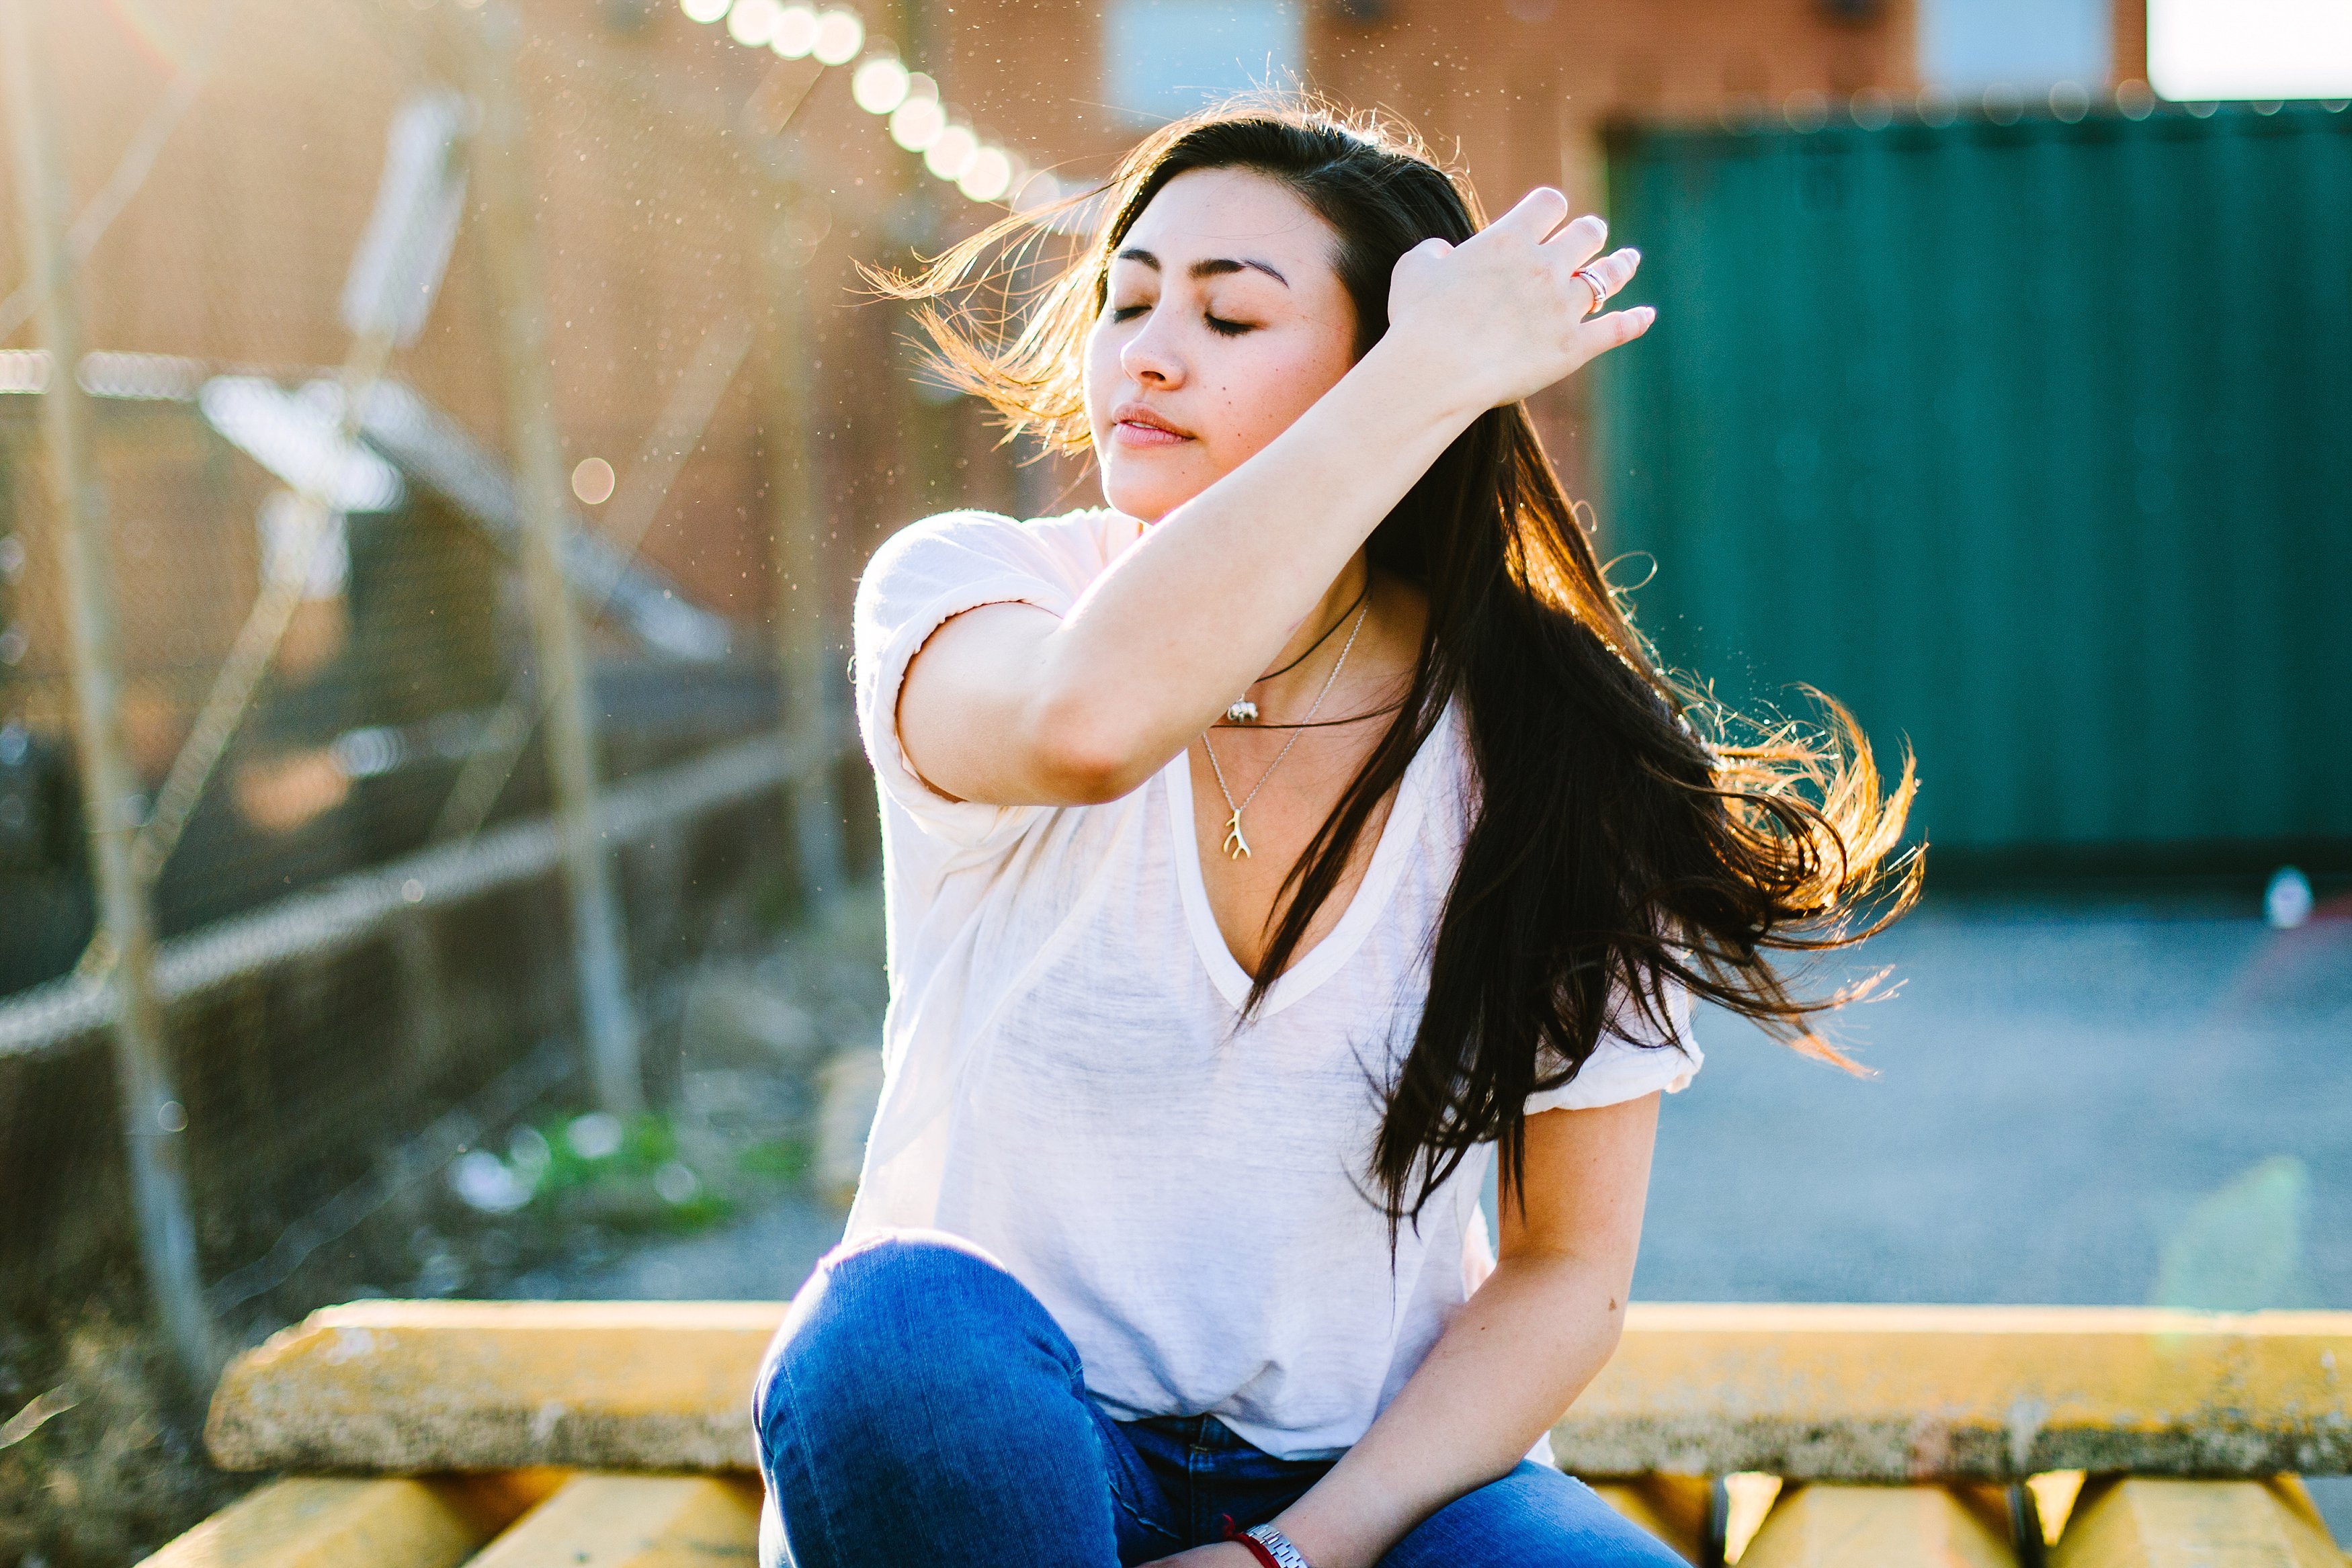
[1085,167,1361,523]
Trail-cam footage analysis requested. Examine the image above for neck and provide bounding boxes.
[1253,556,1372,701]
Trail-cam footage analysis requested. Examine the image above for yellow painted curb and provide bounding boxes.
[208,1301,787,1473]
[205,1300,2352,1482]
[1554,1305,2352,1481]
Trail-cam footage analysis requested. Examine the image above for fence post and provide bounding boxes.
[764,199,845,904]
[0,0,218,1384]
[463,1,644,1117]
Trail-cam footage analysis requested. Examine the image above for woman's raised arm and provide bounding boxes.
[894,187,1652,808]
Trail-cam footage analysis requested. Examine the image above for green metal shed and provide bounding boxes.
[1595,104,2352,871]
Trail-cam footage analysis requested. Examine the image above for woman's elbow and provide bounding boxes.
[1023,695,1160,803]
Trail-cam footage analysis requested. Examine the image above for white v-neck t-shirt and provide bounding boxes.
[843,507,1699,1461]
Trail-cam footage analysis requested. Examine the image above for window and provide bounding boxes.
[1102,0,1303,126]
[1917,0,2111,93]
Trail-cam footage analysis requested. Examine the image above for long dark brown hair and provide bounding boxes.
[881,99,1920,1232]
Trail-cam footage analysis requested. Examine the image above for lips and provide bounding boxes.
[1110,401,1191,446]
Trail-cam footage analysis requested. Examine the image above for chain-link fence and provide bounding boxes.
[0,0,1082,1410]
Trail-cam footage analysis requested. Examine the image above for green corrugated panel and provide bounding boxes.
[1595,106,2352,861]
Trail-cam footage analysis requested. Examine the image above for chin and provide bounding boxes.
[1099,464,1207,526]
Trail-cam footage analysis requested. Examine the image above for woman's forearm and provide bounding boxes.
[1269,1249,1628,1568]
[1019,335,1479,793]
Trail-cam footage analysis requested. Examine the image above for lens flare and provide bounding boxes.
[725,0,779,47]
[812,8,864,64]
[851,55,911,114]
[958,145,1013,202]
[769,3,816,58]
[924,124,978,181]
[890,94,946,151]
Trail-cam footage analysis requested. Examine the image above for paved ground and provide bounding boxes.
[1641,890,2352,1310]
[550,889,2352,1534]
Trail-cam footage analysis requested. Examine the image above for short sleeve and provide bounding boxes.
[851,509,1114,849]
[1522,979,1702,1114]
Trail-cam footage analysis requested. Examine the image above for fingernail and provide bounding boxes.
[1626,247,1642,263]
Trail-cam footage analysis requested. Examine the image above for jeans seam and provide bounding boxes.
[1095,1399,1181,1545]
[1105,1476,1184,1545]
[765,1344,853,1568]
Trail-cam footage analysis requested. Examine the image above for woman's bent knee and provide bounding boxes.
[753,1233,1122,1566]
[756,1231,1078,1455]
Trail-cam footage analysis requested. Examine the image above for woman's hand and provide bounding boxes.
[1382,187,1651,415]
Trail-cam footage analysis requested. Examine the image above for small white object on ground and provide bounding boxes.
[450,1149,534,1213]
[569,1111,624,1160]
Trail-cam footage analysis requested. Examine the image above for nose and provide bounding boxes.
[1118,307,1184,388]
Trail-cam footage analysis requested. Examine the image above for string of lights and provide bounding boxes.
[678,0,1066,212]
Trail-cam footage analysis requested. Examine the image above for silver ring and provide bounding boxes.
[1572,266,1611,314]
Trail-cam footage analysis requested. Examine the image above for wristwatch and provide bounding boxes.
[1238,1523,1313,1568]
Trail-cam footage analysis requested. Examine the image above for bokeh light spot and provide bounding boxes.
[572,457,617,505]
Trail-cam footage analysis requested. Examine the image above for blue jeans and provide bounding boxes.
[753,1232,1685,1567]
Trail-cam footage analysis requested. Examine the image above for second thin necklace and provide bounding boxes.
[1202,598,1371,860]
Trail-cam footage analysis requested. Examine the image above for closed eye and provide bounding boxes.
[1107,302,1254,333]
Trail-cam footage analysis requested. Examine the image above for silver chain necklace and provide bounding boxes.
[1200,599,1370,860]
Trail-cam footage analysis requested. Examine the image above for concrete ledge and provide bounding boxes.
[208,1301,787,1474]
[207,1300,2352,1482]
[1555,1305,2352,1482]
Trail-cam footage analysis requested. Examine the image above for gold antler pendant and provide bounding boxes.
[1222,809,1251,859]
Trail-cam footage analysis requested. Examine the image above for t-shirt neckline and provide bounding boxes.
[1163,713,1443,1019]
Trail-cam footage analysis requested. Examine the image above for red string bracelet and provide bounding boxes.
[1222,1518,1284,1568]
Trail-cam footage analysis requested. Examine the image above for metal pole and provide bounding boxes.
[764,200,845,903]
[463,0,644,1117]
[1,0,218,1385]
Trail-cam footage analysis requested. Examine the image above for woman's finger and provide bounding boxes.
[1488,185,1573,243]
[1541,212,1609,267]
[1575,304,1656,358]
[1569,247,1642,316]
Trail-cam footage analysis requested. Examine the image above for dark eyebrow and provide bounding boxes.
[1111,247,1289,287]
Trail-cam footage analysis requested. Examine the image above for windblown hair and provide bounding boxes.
[879,97,1921,1232]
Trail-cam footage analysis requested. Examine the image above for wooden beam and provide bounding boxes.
[2048,1477,2343,1568]
[207,1300,2352,1481]
[136,1474,562,1568]
[1738,1484,2017,1568]
[465,1475,760,1568]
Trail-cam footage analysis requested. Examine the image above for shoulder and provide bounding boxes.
[860,507,1134,609]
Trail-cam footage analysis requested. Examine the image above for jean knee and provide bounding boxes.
[756,1231,1072,1458]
